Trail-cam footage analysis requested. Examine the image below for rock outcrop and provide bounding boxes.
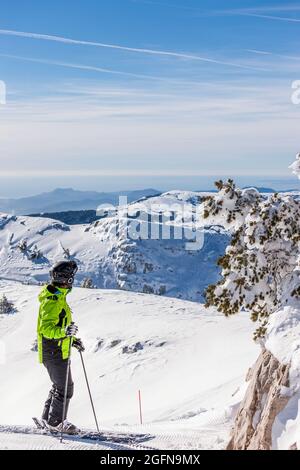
[227,349,290,450]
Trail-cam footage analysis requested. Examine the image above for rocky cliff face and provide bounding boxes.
[95,216,229,302]
[227,304,300,450]
[227,349,290,450]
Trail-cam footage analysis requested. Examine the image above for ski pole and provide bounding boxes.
[79,350,100,433]
[138,390,143,425]
[60,337,73,443]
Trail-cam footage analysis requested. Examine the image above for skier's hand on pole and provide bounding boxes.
[65,322,78,337]
[73,337,85,352]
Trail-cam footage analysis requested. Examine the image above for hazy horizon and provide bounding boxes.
[0,174,299,199]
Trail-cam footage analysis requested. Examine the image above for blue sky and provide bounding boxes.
[0,0,300,195]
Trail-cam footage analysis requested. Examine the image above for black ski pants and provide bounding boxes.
[42,356,74,427]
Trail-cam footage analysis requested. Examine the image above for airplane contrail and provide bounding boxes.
[0,53,181,82]
[247,49,300,61]
[240,12,300,23]
[0,28,267,71]
[135,2,300,14]
[246,49,273,56]
[1,53,225,86]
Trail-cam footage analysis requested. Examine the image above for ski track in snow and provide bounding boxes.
[0,424,227,450]
[0,432,113,450]
[0,425,159,450]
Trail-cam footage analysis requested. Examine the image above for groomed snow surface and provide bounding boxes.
[0,282,258,450]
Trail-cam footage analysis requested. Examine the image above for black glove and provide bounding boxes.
[73,338,85,352]
[65,322,78,337]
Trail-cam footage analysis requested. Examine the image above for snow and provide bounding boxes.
[265,305,300,450]
[0,191,229,301]
[195,170,300,449]
[2,182,300,450]
[0,430,113,450]
[0,282,258,450]
[266,307,300,371]
[289,153,300,179]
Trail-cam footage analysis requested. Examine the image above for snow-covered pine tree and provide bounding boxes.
[81,278,94,289]
[18,239,28,252]
[29,245,43,260]
[59,241,71,259]
[0,294,16,315]
[289,151,300,177]
[203,156,300,339]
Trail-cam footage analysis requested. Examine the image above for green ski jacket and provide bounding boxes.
[37,284,73,363]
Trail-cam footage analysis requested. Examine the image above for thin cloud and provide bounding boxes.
[254,4,300,12]
[0,53,184,82]
[0,169,246,177]
[0,53,229,86]
[247,49,300,61]
[237,12,300,23]
[1,80,298,178]
[247,50,273,56]
[0,28,266,71]
[229,5,300,13]
[134,1,300,14]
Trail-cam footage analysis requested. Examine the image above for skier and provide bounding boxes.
[37,260,85,434]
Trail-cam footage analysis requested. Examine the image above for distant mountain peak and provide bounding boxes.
[52,188,75,193]
[0,188,161,215]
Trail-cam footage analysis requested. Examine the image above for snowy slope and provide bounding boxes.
[0,282,258,450]
[0,213,108,285]
[0,191,229,301]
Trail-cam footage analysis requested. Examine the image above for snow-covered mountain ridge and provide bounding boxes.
[0,191,230,302]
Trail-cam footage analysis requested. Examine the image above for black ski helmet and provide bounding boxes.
[50,260,78,286]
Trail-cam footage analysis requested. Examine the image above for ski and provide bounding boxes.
[77,429,152,445]
[31,419,153,445]
[1,424,157,450]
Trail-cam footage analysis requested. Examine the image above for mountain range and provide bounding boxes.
[0,188,160,215]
